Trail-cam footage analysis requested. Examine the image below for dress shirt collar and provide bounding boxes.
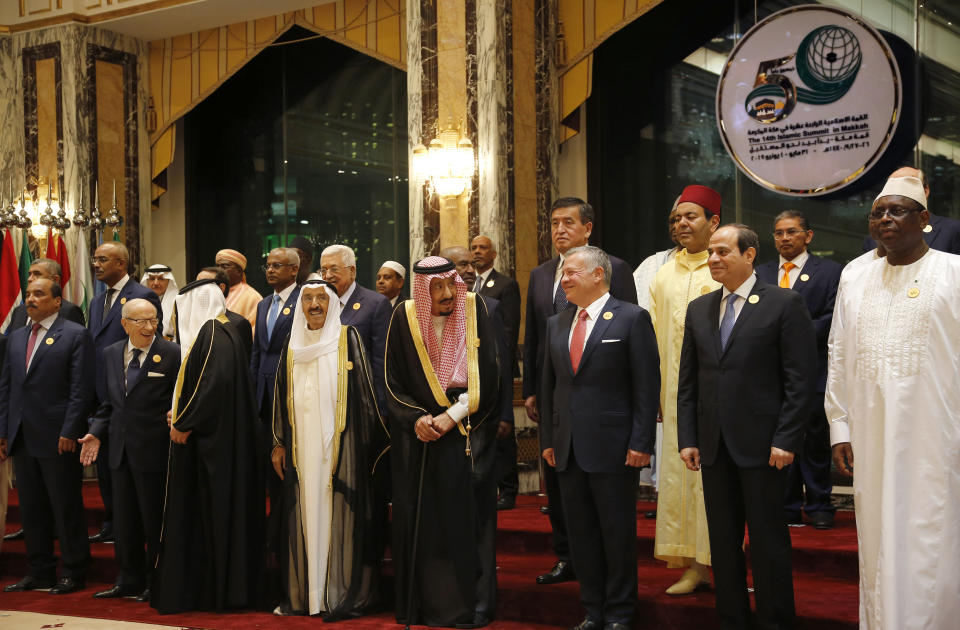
[574,292,611,322]
[30,312,59,331]
[721,272,758,302]
[339,281,357,306]
[126,337,154,358]
[273,282,297,304]
[476,268,493,287]
[779,249,809,271]
[108,274,130,292]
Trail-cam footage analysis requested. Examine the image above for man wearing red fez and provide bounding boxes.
[649,184,721,594]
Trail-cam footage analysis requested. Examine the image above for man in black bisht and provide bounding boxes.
[151,279,263,614]
[386,256,508,628]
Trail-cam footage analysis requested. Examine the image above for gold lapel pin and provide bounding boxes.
[923,225,933,233]
[120,297,127,305]
[907,287,920,298]
[353,303,361,310]
[748,295,760,304]
[603,311,613,320]
[282,307,290,315]
[800,274,810,282]
[701,286,711,295]
[486,280,495,288]
[45,337,54,345]
[153,354,162,363]
[346,360,354,370]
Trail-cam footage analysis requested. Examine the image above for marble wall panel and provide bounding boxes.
[419,0,440,257]
[465,0,479,243]
[21,41,62,192]
[535,0,558,263]
[0,37,24,185]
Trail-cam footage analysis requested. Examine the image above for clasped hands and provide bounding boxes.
[679,446,795,471]
[415,413,456,442]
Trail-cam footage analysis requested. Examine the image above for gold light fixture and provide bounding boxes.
[412,120,475,200]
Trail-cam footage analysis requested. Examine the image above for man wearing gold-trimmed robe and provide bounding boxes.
[650,185,721,594]
[385,256,508,628]
[270,280,387,618]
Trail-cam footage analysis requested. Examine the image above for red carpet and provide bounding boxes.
[0,481,858,629]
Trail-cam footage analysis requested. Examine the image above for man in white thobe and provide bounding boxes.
[826,174,960,630]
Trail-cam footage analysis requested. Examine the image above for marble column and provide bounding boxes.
[407,0,439,262]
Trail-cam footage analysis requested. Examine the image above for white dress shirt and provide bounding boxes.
[718,273,758,328]
[568,292,611,347]
[272,282,297,307]
[25,312,59,370]
[778,250,809,289]
[553,253,568,298]
[474,268,493,291]
[338,281,357,307]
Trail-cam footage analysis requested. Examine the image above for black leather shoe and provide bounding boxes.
[570,618,602,630]
[3,528,24,541]
[93,584,142,598]
[808,512,835,530]
[50,577,85,594]
[604,623,632,630]
[4,576,55,592]
[135,588,151,602]
[539,505,551,515]
[536,560,575,585]
[89,527,115,543]
[496,495,515,511]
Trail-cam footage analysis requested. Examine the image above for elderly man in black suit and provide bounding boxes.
[470,235,523,510]
[756,210,841,530]
[1,278,95,595]
[523,197,638,585]
[678,224,818,630]
[88,241,163,543]
[540,246,659,630]
[320,244,391,409]
[78,298,180,602]
[7,258,85,331]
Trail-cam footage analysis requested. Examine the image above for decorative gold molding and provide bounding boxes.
[7,0,197,32]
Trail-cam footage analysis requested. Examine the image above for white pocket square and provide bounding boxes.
[601,339,621,343]
[147,372,165,377]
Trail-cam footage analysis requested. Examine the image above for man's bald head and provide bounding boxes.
[890,166,929,198]
[440,246,476,287]
[93,241,130,285]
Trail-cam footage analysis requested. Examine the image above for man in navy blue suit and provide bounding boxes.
[523,197,638,586]
[1,278,95,594]
[320,244,391,410]
[250,247,301,570]
[78,298,180,602]
[540,246,659,630]
[863,166,960,255]
[87,242,162,543]
[756,210,841,530]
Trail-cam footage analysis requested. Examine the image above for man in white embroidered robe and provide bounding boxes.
[271,280,386,618]
[826,174,960,630]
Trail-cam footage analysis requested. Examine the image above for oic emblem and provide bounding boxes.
[716,6,901,196]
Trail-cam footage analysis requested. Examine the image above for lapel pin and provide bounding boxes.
[486,280,495,288]
[282,307,290,316]
[153,354,162,363]
[346,360,354,370]
[120,297,127,305]
[701,286,711,295]
[45,337,54,345]
[353,303,361,310]
[748,295,760,304]
[907,287,920,298]
[603,311,613,320]
[923,224,933,233]
[800,274,810,282]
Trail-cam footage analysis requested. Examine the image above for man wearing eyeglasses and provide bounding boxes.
[87,242,162,544]
[250,247,301,580]
[77,298,180,602]
[756,211,841,530]
[826,173,960,629]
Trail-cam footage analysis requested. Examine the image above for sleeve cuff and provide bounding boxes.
[829,419,850,445]
[447,392,470,423]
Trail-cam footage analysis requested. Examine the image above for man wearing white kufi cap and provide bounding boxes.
[376,260,406,309]
[140,264,178,340]
[825,173,960,629]
[270,279,387,617]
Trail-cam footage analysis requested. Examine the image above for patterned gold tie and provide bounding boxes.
[780,262,795,288]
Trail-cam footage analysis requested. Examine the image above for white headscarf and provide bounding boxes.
[174,280,226,361]
[289,280,342,451]
[141,264,179,337]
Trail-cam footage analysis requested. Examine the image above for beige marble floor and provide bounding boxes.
[0,611,179,630]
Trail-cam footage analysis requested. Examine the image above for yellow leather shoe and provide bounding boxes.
[665,567,711,595]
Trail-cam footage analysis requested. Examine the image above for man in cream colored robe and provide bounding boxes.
[650,185,721,594]
[826,174,960,630]
[271,280,387,618]
[216,249,262,327]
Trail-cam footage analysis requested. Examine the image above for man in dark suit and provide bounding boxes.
[320,244,391,409]
[756,210,841,530]
[88,242,163,543]
[540,246,659,630]
[77,298,180,601]
[196,267,253,358]
[523,197,638,585]
[678,224,818,630]
[471,235,523,510]
[250,247,301,572]
[7,259,85,331]
[863,166,960,255]
[1,278,95,594]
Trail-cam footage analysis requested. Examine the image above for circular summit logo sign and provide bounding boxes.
[716,5,901,196]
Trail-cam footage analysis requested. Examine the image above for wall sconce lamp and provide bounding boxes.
[411,120,475,202]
